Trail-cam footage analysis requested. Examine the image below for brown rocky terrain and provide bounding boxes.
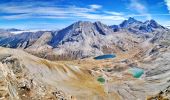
[0,38,169,100]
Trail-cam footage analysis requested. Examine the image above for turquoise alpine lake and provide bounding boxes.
[94,54,116,60]
[129,68,144,78]
[97,76,105,84]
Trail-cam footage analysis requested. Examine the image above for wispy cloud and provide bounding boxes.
[89,4,102,10]
[129,0,151,19]
[76,13,125,20]
[0,2,125,22]
[104,11,123,16]
[164,0,170,13]
[128,13,170,17]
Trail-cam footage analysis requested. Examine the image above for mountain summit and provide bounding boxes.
[110,17,167,34]
[119,17,142,28]
[50,21,114,47]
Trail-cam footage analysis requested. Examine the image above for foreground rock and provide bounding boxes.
[0,47,112,100]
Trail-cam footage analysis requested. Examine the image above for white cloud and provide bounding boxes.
[89,4,102,9]
[128,13,170,17]
[129,0,151,19]
[164,0,170,13]
[76,13,125,20]
[104,11,123,16]
[1,13,32,20]
[0,4,125,22]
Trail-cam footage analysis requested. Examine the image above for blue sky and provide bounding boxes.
[0,0,170,30]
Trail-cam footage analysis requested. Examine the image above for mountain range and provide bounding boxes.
[0,18,170,99]
[0,17,169,60]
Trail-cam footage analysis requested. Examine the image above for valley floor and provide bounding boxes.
[0,47,169,100]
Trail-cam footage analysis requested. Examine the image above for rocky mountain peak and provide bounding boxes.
[109,18,168,34]
[144,19,163,29]
[127,17,138,23]
[72,21,93,28]
[119,17,142,28]
[6,28,22,32]
[93,21,114,35]
[94,21,108,28]
[50,20,115,47]
[94,21,102,25]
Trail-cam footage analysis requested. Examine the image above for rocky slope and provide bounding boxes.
[0,47,107,100]
[0,39,169,100]
[0,31,51,49]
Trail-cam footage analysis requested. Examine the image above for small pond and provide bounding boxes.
[128,68,144,78]
[97,76,105,84]
[94,54,116,60]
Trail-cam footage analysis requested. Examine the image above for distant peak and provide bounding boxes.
[144,19,163,29]
[94,21,102,24]
[144,19,159,26]
[127,17,140,23]
[75,21,91,24]
[127,17,136,21]
[149,19,158,24]
[6,28,23,32]
[94,21,108,28]
[150,19,156,22]
[62,21,94,31]
[144,19,157,23]
[71,21,93,27]
[119,17,141,27]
